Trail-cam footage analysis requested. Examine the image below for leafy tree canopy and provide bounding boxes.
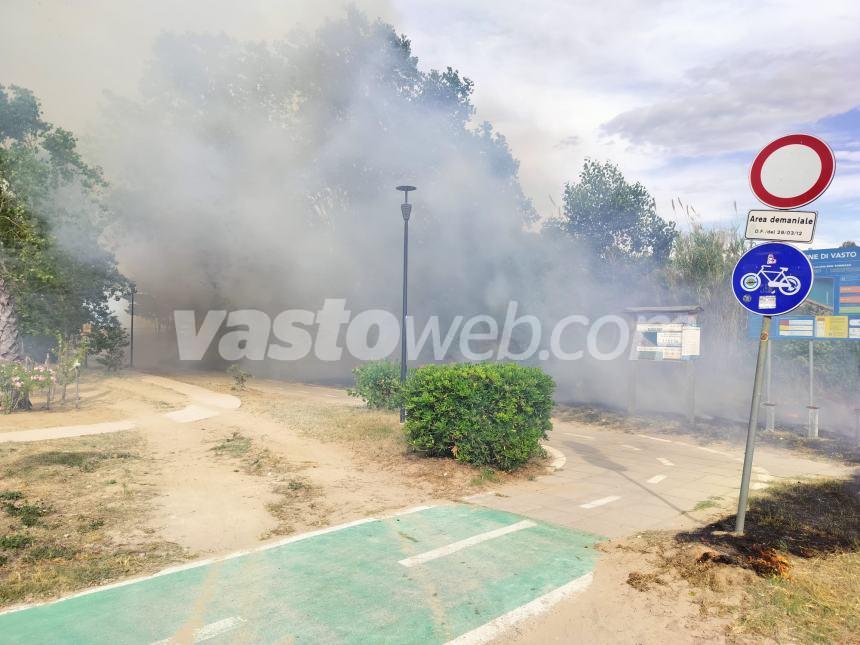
[0,84,126,345]
[550,159,677,266]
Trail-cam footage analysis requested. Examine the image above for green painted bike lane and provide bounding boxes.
[0,505,601,644]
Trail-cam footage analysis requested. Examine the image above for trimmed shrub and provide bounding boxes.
[403,362,555,471]
[348,360,402,410]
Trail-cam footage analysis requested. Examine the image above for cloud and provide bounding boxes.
[603,49,860,156]
[553,135,580,150]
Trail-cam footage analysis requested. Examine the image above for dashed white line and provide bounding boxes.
[620,444,641,451]
[656,457,675,467]
[461,491,498,502]
[579,495,621,509]
[153,616,246,644]
[444,573,593,645]
[646,474,667,484]
[398,520,536,567]
[637,434,672,443]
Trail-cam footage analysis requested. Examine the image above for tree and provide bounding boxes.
[104,10,537,344]
[664,218,748,350]
[550,159,676,266]
[0,85,126,359]
[841,240,857,248]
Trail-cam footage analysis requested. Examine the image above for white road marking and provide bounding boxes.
[579,495,621,509]
[398,520,536,568]
[444,573,593,645]
[153,616,246,644]
[637,434,672,443]
[163,405,219,423]
[620,444,641,451]
[646,474,667,484]
[564,433,594,440]
[697,446,732,457]
[461,492,497,502]
[390,505,436,516]
[656,457,675,467]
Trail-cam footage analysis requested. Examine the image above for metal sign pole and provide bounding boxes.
[735,314,771,534]
[807,340,819,438]
[764,340,775,431]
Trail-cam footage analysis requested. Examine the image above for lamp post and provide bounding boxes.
[128,284,137,369]
[396,185,416,423]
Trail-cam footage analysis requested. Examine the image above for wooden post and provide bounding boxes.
[686,360,696,427]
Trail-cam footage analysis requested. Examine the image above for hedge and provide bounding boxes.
[402,362,555,471]
[347,360,402,410]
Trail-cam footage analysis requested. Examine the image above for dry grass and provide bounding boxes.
[220,378,550,498]
[0,432,187,608]
[555,403,860,464]
[621,477,860,644]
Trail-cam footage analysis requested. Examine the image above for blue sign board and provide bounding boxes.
[733,242,814,316]
[746,246,860,340]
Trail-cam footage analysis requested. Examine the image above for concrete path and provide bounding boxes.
[468,420,852,537]
[0,505,600,645]
[0,375,240,443]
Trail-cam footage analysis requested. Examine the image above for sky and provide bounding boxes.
[1,0,858,248]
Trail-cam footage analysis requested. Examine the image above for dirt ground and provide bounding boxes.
[2,371,856,644]
[0,370,545,607]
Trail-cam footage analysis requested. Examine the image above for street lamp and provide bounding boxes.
[128,283,137,369]
[396,185,416,423]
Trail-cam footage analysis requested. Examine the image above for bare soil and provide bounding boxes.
[0,370,547,607]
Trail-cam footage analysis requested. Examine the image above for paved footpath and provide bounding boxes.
[468,419,851,537]
[0,505,600,645]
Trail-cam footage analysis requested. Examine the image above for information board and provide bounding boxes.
[747,246,860,340]
[635,322,701,360]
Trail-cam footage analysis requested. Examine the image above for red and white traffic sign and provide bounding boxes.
[749,134,835,210]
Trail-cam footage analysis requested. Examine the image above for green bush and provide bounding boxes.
[403,362,555,471]
[348,360,402,410]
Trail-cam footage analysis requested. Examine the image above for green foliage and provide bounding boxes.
[0,362,56,412]
[0,85,127,348]
[53,333,86,399]
[665,218,749,350]
[348,360,402,410]
[403,362,555,471]
[0,534,33,550]
[549,159,676,265]
[227,364,250,391]
[91,322,128,372]
[2,499,50,527]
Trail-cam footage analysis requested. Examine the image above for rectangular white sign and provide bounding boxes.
[745,209,817,243]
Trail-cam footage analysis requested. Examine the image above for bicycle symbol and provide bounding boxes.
[740,265,802,296]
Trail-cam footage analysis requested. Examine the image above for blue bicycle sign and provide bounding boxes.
[732,242,813,315]
[739,264,802,296]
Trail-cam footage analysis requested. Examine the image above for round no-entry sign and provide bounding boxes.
[749,134,835,209]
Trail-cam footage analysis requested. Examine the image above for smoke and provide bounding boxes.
[86,10,760,419]
[9,5,850,430]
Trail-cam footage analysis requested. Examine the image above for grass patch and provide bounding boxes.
[629,476,860,643]
[0,534,33,550]
[2,500,51,527]
[470,468,499,486]
[692,496,722,512]
[210,431,252,458]
[0,432,188,607]
[9,450,136,475]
